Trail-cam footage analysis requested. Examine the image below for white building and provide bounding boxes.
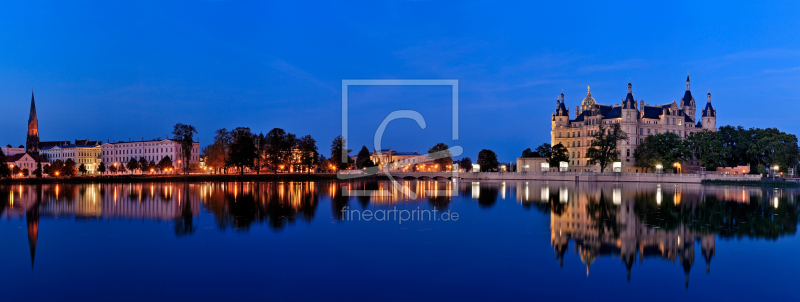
[4,153,49,175]
[370,149,429,171]
[40,144,102,174]
[1,145,25,156]
[100,138,200,171]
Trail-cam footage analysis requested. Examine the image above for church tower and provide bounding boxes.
[680,73,696,119]
[26,90,40,155]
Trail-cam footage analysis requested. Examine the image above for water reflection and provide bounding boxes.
[514,181,798,286]
[2,180,798,285]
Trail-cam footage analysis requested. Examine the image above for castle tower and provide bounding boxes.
[551,92,569,145]
[26,90,40,155]
[621,80,638,165]
[680,73,696,119]
[702,90,717,131]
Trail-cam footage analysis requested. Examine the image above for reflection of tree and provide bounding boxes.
[356,182,379,209]
[633,191,682,231]
[633,189,799,240]
[586,191,620,240]
[203,182,319,231]
[174,183,196,236]
[331,184,350,221]
[427,195,450,210]
[477,186,499,209]
[0,185,8,216]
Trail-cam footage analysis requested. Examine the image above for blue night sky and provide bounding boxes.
[2,0,800,161]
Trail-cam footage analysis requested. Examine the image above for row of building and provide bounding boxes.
[3,92,200,175]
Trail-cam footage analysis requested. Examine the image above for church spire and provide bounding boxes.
[26,90,40,154]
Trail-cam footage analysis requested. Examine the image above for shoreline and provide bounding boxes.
[0,173,342,184]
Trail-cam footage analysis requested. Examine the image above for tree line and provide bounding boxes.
[635,125,799,173]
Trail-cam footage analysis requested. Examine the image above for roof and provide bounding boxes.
[41,144,99,150]
[39,140,72,148]
[642,106,664,119]
[3,153,48,163]
[680,90,694,107]
[554,100,569,117]
[604,106,622,119]
[101,138,199,146]
[702,102,716,117]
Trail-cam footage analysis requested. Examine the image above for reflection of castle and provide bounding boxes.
[513,182,792,286]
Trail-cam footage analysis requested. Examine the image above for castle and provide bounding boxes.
[551,74,717,173]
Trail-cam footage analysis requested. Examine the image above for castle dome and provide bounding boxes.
[581,86,596,111]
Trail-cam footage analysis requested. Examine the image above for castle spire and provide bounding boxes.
[628,79,632,93]
[686,70,691,90]
[707,89,711,102]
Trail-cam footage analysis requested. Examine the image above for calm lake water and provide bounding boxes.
[1,180,798,301]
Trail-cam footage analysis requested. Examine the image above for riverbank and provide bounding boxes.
[0,173,340,184]
[701,179,799,187]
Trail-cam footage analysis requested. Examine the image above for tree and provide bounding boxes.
[330,135,352,170]
[158,156,173,173]
[22,168,30,177]
[521,148,537,158]
[109,163,118,174]
[549,143,569,167]
[149,160,157,173]
[477,149,499,172]
[749,128,799,173]
[127,157,139,174]
[298,135,319,173]
[356,146,372,169]
[206,128,232,174]
[98,162,106,175]
[33,162,42,178]
[62,158,78,177]
[253,132,267,174]
[43,164,51,176]
[117,163,127,174]
[536,143,552,159]
[0,149,11,179]
[51,160,64,177]
[265,128,296,173]
[139,157,149,173]
[634,133,691,173]
[460,157,473,172]
[172,123,198,175]
[226,127,257,175]
[78,164,87,175]
[586,123,629,172]
[12,166,22,177]
[428,143,453,171]
[686,130,728,170]
[318,154,328,171]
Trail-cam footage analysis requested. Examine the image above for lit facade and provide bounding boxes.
[100,139,200,170]
[551,75,717,173]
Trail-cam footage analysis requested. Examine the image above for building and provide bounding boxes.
[26,91,40,154]
[100,138,200,171]
[516,157,550,172]
[370,149,428,171]
[551,74,717,173]
[2,144,25,156]
[4,152,49,175]
[40,142,102,174]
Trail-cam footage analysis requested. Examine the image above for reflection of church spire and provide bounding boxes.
[26,203,40,270]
